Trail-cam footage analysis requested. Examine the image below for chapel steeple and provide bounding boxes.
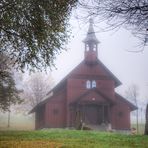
[83,18,100,64]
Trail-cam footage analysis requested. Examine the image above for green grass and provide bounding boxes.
[131,124,145,134]
[0,129,148,148]
[0,113,34,130]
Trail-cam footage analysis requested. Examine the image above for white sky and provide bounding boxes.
[51,15,148,104]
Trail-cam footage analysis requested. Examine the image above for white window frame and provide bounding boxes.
[92,80,96,88]
[86,80,91,89]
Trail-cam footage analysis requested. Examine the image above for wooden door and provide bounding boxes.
[84,105,99,124]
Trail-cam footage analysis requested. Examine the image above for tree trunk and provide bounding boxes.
[7,99,11,128]
[136,109,139,134]
[7,110,10,128]
[145,103,148,135]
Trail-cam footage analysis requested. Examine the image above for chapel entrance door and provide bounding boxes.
[83,104,100,124]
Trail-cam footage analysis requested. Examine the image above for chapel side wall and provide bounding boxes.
[45,88,67,128]
[111,100,131,130]
[35,105,45,129]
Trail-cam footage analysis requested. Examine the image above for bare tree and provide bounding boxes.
[125,84,139,133]
[16,72,54,114]
[79,0,148,48]
[145,103,148,135]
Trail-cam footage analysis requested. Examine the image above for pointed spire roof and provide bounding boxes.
[83,18,100,44]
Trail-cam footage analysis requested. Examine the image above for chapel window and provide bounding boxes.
[86,80,91,89]
[93,44,97,51]
[118,111,123,117]
[86,44,89,51]
[92,80,96,88]
[53,109,59,115]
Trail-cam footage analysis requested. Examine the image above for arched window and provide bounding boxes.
[86,80,91,89]
[92,80,96,88]
[93,44,97,51]
[86,44,89,51]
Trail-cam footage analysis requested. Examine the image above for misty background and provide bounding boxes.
[0,11,148,130]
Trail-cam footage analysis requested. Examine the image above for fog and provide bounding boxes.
[0,14,148,130]
[52,16,148,102]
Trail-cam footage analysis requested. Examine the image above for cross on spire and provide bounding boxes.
[89,18,94,24]
[83,18,100,44]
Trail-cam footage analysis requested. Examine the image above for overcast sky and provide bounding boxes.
[51,15,148,103]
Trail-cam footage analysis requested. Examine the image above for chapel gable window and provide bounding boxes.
[92,80,96,88]
[86,44,89,51]
[86,80,97,89]
[53,109,59,115]
[118,111,123,117]
[86,80,91,89]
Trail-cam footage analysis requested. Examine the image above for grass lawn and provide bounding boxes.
[0,129,148,148]
[131,124,145,134]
